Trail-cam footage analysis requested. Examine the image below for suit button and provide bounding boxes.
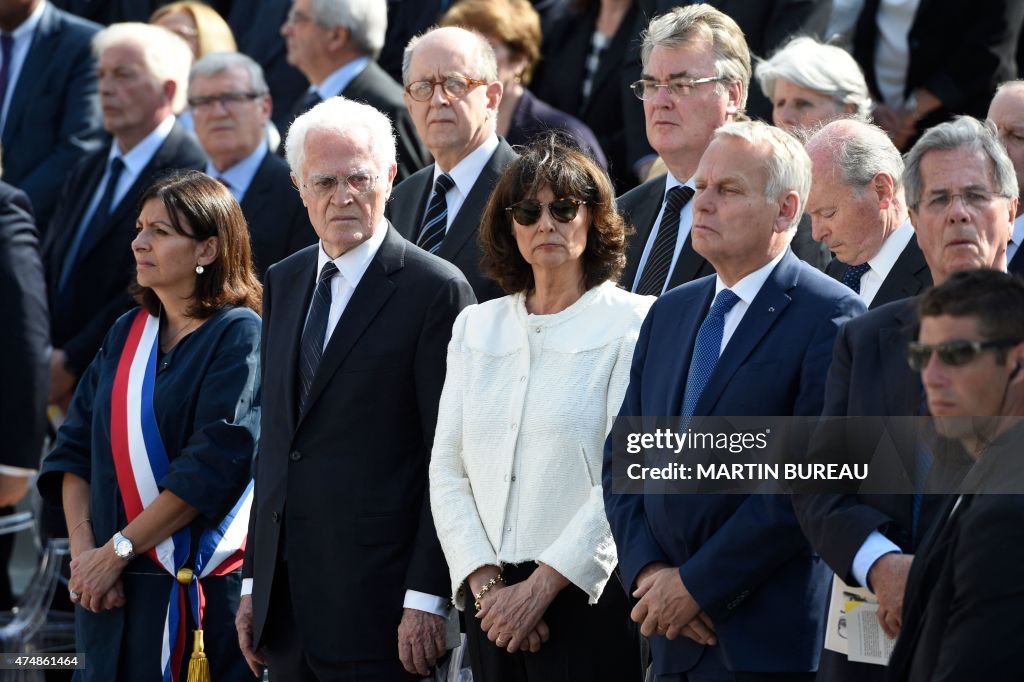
[289,450,302,461]
[271,512,280,523]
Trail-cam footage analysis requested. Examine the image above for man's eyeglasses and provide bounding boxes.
[630,76,725,101]
[506,199,586,226]
[302,171,378,199]
[188,92,264,110]
[906,338,1022,372]
[921,189,1006,212]
[404,76,488,102]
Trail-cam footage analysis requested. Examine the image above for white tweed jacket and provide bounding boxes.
[430,281,654,608]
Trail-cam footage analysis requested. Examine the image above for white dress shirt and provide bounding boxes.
[714,249,788,355]
[0,0,45,131]
[427,134,500,234]
[874,0,922,108]
[858,220,915,306]
[631,171,696,296]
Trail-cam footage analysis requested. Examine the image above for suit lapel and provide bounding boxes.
[296,226,403,427]
[696,253,797,415]
[1,4,57,147]
[579,4,638,118]
[667,281,715,416]
[621,179,665,289]
[388,170,432,241]
[872,236,931,307]
[437,141,514,261]
[42,150,106,276]
[279,251,318,434]
[666,232,710,290]
[880,298,921,414]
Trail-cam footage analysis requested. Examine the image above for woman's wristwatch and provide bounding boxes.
[112,531,135,561]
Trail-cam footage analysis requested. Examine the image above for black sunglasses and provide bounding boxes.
[505,199,586,226]
[906,338,1021,372]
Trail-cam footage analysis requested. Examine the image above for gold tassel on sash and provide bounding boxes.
[176,568,211,682]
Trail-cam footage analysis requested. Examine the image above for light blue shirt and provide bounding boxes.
[312,56,370,100]
[205,143,267,204]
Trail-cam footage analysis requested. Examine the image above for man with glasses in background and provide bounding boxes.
[189,51,314,279]
[794,115,1018,682]
[280,0,427,180]
[387,25,515,302]
[887,268,1024,680]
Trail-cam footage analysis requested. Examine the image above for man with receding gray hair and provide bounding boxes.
[238,96,474,680]
[189,51,314,278]
[280,0,427,180]
[805,119,931,309]
[604,119,864,681]
[387,25,515,302]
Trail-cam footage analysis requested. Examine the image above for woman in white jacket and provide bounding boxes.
[430,135,653,680]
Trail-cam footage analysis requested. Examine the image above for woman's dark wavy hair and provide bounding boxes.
[132,171,262,318]
[479,133,627,293]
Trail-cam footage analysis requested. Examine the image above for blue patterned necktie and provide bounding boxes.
[417,173,455,254]
[298,261,338,409]
[681,289,741,418]
[842,262,871,294]
[635,186,695,296]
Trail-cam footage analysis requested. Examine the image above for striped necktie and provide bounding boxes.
[635,185,694,296]
[417,173,455,254]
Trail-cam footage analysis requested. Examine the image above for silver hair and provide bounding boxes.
[807,120,904,193]
[285,97,397,181]
[402,26,498,85]
[994,79,1024,97]
[640,4,751,110]
[755,36,872,122]
[93,23,193,113]
[189,51,269,97]
[712,119,812,227]
[903,116,1019,210]
[310,0,388,58]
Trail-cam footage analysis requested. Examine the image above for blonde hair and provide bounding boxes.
[150,2,237,57]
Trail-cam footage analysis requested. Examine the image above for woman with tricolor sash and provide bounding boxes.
[37,171,262,682]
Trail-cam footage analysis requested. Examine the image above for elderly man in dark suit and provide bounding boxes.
[794,116,1018,682]
[236,96,475,681]
[280,0,428,181]
[0,0,104,229]
[603,120,865,682]
[189,51,315,279]
[41,22,204,410]
[806,120,932,309]
[0,177,49,608]
[387,26,515,303]
[887,269,1024,681]
[987,81,1024,275]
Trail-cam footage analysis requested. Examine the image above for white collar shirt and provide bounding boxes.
[715,249,788,354]
[630,171,696,295]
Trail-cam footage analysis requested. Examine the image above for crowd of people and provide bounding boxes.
[4,0,1024,680]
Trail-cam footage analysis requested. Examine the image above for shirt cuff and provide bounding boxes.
[0,465,36,477]
[403,589,450,617]
[241,578,253,597]
[852,531,902,591]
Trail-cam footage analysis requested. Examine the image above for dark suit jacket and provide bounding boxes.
[506,89,607,169]
[0,183,49,470]
[290,60,429,182]
[825,234,932,309]
[619,176,714,294]
[239,151,316,279]
[854,0,1024,131]
[1010,247,1024,276]
[387,139,517,303]
[1,3,104,230]
[530,2,645,193]
[41,121,206,376]
[244,226,475,663]
[887,431,1024,681]
[49,0,161,23]
[603,251,865,675]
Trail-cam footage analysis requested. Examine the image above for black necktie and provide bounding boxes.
[417,174,455,254]
[300,89,322,114]
[841,262,871,294]
[59,157,126,296]
[635,186,695,296]
[297,261,338,409]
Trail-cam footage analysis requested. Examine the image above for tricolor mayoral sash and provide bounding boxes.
[110,310,253,682]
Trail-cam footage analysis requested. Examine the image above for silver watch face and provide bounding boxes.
[114,537,133,559]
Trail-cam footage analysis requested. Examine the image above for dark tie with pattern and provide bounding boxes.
[59,157,126,296]
[298,261,338,410]
[417,173,455,254]
[841,262,872,294]
[300,89,323,114]
[635,185,695,296]
[681,289,741,418]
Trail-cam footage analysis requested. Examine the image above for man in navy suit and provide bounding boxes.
[41,23,204,410]
[603,120,865,681]
[0,0,104,229]
[189,51,315,279]
[805,120,932,309]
